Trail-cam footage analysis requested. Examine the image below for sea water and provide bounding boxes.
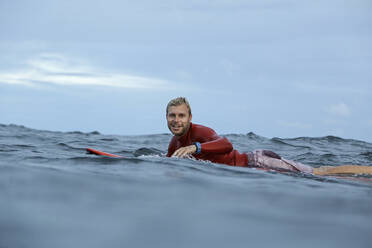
[1,124,372,248]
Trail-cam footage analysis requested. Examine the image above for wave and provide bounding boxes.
[1,123,371,145]
[270,137,312,149]
[134,147,164,157]
[66,131,101,135]
[1,123,372,170]
[57,142,82,149]
[99,138,120,142]
[282,135,371,146]
[360,152,372,159]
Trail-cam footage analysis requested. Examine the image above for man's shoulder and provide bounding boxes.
[191,123,217,137]
[192,123,214,130]
[168,135,178,144]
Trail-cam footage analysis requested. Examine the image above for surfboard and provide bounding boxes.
[86,148,123,158]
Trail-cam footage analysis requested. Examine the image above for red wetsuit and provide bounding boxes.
[167,123,248,166]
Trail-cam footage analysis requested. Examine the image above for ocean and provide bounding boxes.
[1,123,372,248]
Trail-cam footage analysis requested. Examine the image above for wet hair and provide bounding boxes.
[166,97,192,115]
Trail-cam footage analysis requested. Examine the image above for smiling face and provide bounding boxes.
[166,103,192,137]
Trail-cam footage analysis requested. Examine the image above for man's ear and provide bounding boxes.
[189,113,192,121]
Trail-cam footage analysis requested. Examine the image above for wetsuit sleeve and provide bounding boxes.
[167,138,177,157]
[194,125,233,154]
[200,137,233,154]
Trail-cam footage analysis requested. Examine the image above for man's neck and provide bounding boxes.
[175,123,192,140]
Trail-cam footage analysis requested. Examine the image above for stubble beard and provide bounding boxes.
[169,122,190,137]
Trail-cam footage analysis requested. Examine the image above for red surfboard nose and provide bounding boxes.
[86,148,123,158]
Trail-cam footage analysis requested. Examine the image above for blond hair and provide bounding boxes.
[166,97,192,115]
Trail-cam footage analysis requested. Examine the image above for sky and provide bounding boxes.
[1,0,372,141]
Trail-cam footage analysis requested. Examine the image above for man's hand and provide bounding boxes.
[171,145,197,158]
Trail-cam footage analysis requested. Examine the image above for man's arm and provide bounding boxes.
[171,125,233,157]
[171,145,196,157]
[171,137,232,157]
[197,137,233,154]
[166,138,177,157]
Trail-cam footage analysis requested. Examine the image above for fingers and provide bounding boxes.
[171,145,196,158]
[172,147,188,158]
[171,148,182,157]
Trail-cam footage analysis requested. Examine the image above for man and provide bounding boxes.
[166,97,372,175]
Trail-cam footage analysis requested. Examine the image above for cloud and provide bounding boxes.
[0,53,173,90]
[219,58,240,76]
[326,103,351,117]
[294,82,369,96]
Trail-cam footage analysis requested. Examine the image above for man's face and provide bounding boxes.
[166,104,192,137]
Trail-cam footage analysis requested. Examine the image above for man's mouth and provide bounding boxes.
[172,125,182,131]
